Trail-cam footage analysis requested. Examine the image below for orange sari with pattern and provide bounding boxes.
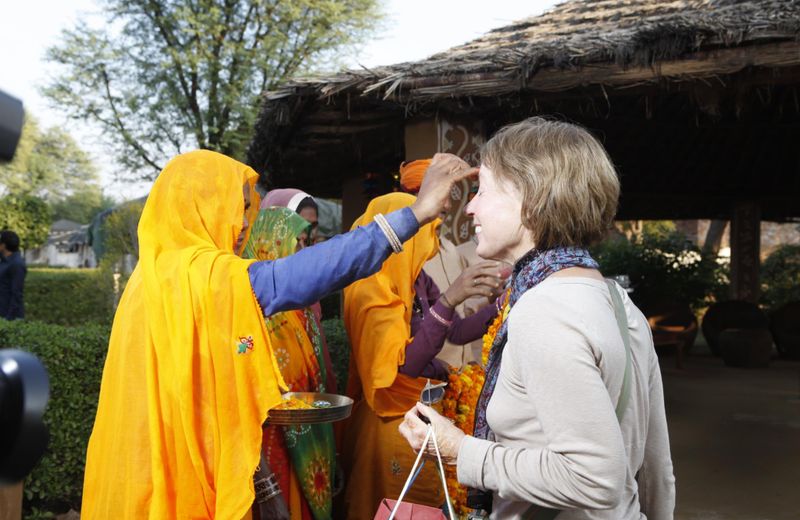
[243,207,335,520]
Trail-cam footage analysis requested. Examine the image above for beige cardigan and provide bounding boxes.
[457,278,675,519]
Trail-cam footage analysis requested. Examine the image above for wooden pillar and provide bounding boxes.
[340,176,370,233]
[404,119,438,160]
[403,114,485,245]
[0,483,23,520]
[730,201,761,302]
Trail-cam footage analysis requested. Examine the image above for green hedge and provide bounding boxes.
[761,244,800,310]
[0,320,110,515]
[25,268,116,326]
[0,317,346,515]
[321,318,350,393]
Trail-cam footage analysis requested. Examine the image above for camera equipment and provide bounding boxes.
[0,350,50,484]
[0,90,51,484]
[0,90,24,162]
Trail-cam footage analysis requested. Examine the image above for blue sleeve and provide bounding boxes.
[248,207,419,316]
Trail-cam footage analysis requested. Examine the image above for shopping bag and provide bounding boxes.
[373,425,455,520]
[373,498,447,520]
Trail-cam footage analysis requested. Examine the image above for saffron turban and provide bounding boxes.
[399,159,431,194]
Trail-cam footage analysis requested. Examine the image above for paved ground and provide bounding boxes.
[660,340,800,519]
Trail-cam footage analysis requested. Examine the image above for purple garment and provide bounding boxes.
[398,269,497,380]
[261,188,311,211]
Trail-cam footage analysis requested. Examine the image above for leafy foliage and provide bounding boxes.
[49,192,116,226]
[593,226,727,310]
[0,194,52,249]
[26,268,116,326]
[101,200,145,262]
[0,320,110,514]
[321,318,349,393]
[0,115,106,224]
[43,0,382,180]
[761,244,800,310]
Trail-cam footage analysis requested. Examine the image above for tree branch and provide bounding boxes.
[143,0,207,147]
[99,67,162,173]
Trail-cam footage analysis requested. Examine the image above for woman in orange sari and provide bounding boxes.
[81,150,472,519]
[340,193,504,519]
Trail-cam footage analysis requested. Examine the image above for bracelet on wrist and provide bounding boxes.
[429,306,453,327]
[440,293,455,309]
[374,213,403,253]
[254,472,282,504]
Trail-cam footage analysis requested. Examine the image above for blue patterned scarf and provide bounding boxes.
[472,246,599,440]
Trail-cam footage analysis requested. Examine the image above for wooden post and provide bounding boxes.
[0,483,23,520]
[730,201,761,303]
[404,119,438,160]
[340,175,370,233]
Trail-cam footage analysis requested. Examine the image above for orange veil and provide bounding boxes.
[82,150,285,519]
[343,193,440,417]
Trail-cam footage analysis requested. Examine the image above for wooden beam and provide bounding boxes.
[529,41,800,91]
[297,123,391,135]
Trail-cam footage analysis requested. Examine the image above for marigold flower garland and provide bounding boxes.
[441,292,509,517]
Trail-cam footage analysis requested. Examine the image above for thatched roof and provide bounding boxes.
[261,0,800,105]
[247,0,800,221]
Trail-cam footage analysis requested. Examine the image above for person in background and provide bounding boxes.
[340,192,507,519]
[0,230,26,320]
[400,118,675,520]
[261,188,336,392]
[455,235,489,364]
[263,189,320,246]
[399,160,489,367]
[81,150,471,519]
[242,206,336,520]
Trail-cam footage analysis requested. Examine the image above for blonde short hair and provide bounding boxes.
[481,117,620,249]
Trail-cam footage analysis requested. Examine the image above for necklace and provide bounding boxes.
[440,290,509,517]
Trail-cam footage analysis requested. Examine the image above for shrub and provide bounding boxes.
[761,244,800,310]
[25,268,116,326]
[0,194,52,249]
[321,318,350,393]
[0,320,110,515]
[593,228,726,310]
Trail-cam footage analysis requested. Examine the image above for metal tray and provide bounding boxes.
[265,392,354,425]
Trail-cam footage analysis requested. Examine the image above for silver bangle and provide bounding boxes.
[254,472,282,503]
[375,213,403,253]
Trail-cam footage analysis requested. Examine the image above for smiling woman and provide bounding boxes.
[400,118,675,520]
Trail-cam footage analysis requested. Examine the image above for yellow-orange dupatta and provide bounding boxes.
[343,193,440,418]
[82,150,285,519]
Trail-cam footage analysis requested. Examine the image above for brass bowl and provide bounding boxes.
[265,392,354,425]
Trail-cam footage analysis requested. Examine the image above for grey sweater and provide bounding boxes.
[457,278,675,519]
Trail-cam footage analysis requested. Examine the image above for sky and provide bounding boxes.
[0,0,560,200]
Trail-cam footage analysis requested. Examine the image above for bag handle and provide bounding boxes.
[389,425,456,520]
[605,279,633,423]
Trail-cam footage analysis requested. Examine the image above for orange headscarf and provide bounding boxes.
[399,159,431,194]
[82,150,285,519]
[343,193,440,417]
